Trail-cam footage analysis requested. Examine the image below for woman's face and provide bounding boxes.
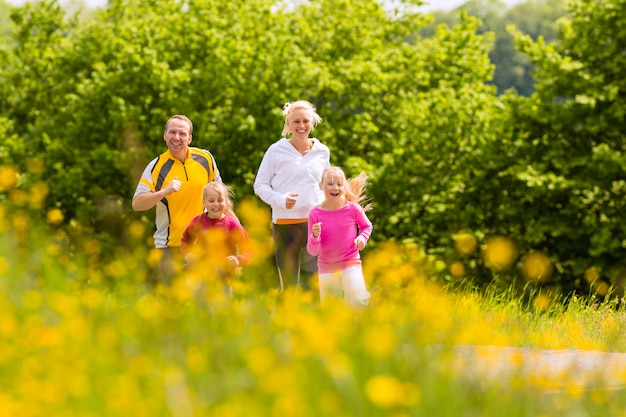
[286,108,313,139]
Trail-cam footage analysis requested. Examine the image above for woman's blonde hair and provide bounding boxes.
[321,167,372,212]
[281,100,323,137]
[203,182,237,218]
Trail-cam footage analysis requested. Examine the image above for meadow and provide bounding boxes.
[1,172,625,417]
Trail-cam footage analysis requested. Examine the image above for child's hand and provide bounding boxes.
[354,236,366,250]
[312,222,322,238]
[184,252,197,267]
[226,255,240,269]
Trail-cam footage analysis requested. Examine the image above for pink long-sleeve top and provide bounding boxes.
[307,201,373,273]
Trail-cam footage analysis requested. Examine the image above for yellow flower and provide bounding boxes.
[29,181,50,209]
[0,165,18,190]
[533,293,551,311]
[448,260,466,278]
[13,211,29,233]
[454,232,477,256]
[521,251,553,282]
[128,220,146,239]
[186,346,207,373]
[84,239,102,256]
[9,189,28,206]
[365,374,420,408]
[593,280,610,296]
[482,236,517,270]
[366,374,402,408]
[362,325,397,358]
[246,345,277,376]
[0,257,7,275]
[584,267,600,283]
[47,208,64,225]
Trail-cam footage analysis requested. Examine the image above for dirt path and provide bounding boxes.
[446,345,626,391]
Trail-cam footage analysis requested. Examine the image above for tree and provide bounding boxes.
[422,0,566,96]
[6,0,572,300]
[473,0,626,294]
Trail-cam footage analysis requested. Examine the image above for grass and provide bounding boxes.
[0,197,625,416]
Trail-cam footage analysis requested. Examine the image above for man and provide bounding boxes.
[133,115,221,285]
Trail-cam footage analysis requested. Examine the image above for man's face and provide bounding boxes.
[164,118,192,157]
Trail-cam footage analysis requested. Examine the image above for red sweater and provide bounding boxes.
[181,213,252,267]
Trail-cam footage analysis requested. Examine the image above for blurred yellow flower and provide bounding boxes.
[246,345,277,376]
[0,165,18,190]
[454,232,477,256]
[362,325,397,358]
[97,324,119,349]
[0,205,6,232]
[47,208,64,225]
[128,220,146,239]
[23,290,43,310]
[26,157,45,174]
[186,346,208,373]
[105,259,128,279]
[366,375,401,408]
[39,326,63,348]
[9,189,28,206]
[448,260,466,278]
[521,251,553,283]
[13,211,29,233]
[0,314,17,337]
[80,288,104,310]
[482,236,517,270]
[533,293,551,311]
[584,267,600,283]
[365,374,420,408]
[593,280,610,297]
[148,248,163,269]
[29,181,50,209]
[0,256,7,275]
[135,295,164,321]
[84,239,102,256]
[46,243,62,257]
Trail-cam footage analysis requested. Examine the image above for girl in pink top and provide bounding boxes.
[307,167,373,307]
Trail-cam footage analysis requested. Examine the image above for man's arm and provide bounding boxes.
[132,177,182,211]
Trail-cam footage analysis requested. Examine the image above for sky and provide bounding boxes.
[419,0,523,11]
[7,0,526,9]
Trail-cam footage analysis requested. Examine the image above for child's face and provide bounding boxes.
[203,188,226,219]
[321,173,344,201]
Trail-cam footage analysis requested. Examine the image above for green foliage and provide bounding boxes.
[483,0,626,292]
[0,0,499,248]
[424,0,567,96]
[3,0,625,298]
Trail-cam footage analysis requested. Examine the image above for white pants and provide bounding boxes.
[318,265,370,308]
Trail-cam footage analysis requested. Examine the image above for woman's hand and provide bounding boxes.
[285,193,299,209]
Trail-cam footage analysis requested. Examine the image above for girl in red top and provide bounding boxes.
[181,182,252,295]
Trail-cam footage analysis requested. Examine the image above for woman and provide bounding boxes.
[254,100,331,291]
